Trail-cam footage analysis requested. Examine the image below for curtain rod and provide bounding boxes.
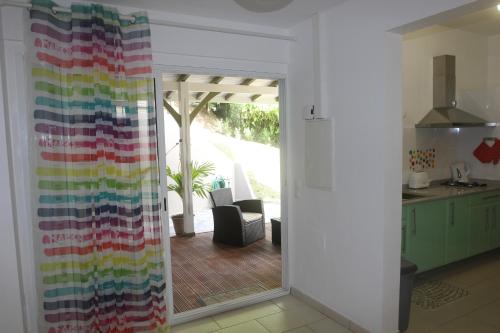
[1,1,296,41]
[2,0,135,21]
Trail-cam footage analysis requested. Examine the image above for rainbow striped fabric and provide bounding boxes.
[30,1,168,332]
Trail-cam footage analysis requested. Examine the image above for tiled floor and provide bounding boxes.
[170,295,353,333]
[171,252,500,333]
[407,252,500,333]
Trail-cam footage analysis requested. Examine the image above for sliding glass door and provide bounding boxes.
[158,71,286,316]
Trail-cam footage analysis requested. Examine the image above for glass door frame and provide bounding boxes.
[154,66,290,326]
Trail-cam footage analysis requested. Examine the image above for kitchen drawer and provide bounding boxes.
[470,190,500,206]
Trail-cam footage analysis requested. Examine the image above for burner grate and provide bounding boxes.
[441,181,487,188]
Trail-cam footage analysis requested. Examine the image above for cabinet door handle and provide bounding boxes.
[402,225,407,254]
[486,208,490,231]
[450,202,455,226]
[412,208,417,235]
[483,194,500,200]
[494,207,497,230]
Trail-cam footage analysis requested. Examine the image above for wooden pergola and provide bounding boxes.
[160,73,280,235]
[162,74,279,127]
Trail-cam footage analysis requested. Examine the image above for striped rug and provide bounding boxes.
[170,224,282,313]
[412,280,470,310]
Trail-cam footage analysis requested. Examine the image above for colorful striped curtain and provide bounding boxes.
[30,1,168,332]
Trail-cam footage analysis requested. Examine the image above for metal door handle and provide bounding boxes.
[483,194,500,200]
[494,207,497,230]
[402,225,407,254]
[451,202,455,226]
[486,208,490,231]
[412,208,417,235]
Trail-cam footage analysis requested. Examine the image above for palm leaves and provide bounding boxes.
[166,161,215,199]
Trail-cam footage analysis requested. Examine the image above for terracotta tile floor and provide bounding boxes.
[407,251,500,333]
[170,224,282,313]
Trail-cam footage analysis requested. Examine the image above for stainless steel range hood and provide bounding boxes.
[415,55,496,128]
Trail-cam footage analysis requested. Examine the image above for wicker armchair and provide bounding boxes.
[209,188,265,246]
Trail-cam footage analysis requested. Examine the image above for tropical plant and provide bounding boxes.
[209,103,280,147]
[166,161,215,199]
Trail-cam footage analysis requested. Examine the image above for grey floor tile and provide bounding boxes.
[257,304,326,333]
[427,315,500,333]
[212,301,282,328]
[307,318,352,333]
[171,317,220,333]
[216,320,270,333]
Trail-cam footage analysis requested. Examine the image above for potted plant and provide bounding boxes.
[166,161,215,236]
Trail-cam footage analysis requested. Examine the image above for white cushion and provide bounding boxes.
[242,212,262,224]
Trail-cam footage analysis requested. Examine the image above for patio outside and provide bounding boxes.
[162,74,283,313]
[165,102,281,235]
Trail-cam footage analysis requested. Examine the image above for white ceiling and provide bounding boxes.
[405,6,500,38]
[442,7,500,36]
[96,0,347,28]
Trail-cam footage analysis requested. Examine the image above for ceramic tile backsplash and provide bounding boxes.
[402,28,500,184]
[403,128,459,184]
[408,148,436,171]
[456,127,500,180]
[403,127,500,184]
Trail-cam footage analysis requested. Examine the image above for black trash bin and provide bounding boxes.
[399,258,418,332]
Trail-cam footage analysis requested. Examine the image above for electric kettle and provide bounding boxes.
[451,162,470,183]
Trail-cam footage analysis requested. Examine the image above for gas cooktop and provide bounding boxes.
[440,180,487,188]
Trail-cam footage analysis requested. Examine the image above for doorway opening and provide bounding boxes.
[159,73,285,314]
[400,4,500,332]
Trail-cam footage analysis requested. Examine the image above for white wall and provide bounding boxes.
[455,34,500,180]
[0,0,487,333]
[0,23,26,333]
[0,2,290,332]
[402,28,500,183]
[287,1,477,332]
[402,28,490,183]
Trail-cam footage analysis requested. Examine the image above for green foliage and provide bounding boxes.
[209,103,280,147]
[247,171,279,202]
[166,161,215,199]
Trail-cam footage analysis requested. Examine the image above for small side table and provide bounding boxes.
[271,218,281,246]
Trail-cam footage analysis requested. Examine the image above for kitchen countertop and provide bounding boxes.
[403,179,500,205]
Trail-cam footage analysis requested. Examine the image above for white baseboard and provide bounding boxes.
[291,287,371,333]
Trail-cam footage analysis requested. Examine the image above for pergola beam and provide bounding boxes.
[224,78,255,101]
[251,80,278,102]
[163,81,278,95]
[163,98,181,127]
[190,92,219,123]
[206,95,279,104]
[163,85,221,126]
[165,74,189,99]
[194,76,223,100]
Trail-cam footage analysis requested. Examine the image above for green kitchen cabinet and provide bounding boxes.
[405,200,447,272]
[470,205,494,255]
[402,189,500,274]
[401,206,408,257]
[491,203,500,248]
[445,197,470,264]
[470,191,500,255]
